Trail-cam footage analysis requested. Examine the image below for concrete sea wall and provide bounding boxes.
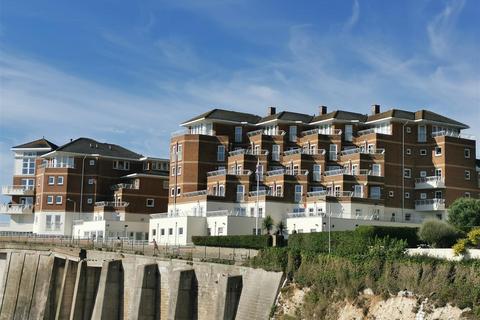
[0,248,283,319]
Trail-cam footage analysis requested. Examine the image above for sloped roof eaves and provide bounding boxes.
[366,109,415,122]
[259,111,313,124]
[310,110,367,123]
[54,138,142,160]
[416,110,468,128]
[12,138,59,150]
[182,109,261,125]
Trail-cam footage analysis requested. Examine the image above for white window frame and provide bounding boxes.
[329,144,337,161]
[56,195,62,204]
[404,192,410,199]
[87,198,93,204]
[420,149,427,156]
[372,164,381,177]
[146,198,155,207]
[313,164,321,181]
[406,148,411,155]
[418,125,427,142]
[47,195,54,204]
[235,126,242,143]
[370,186,381,199]
[464,148,470,158]
[217,145,225,161]
[344,125,353,142]
[48,176,55,185]
[289,126,297,142]
[404,168,411,178]
[434,146,442,156]
[294,185,303,202]
[57,176,64,185]
[465,170,471,180]
[236,185,245,202]
[420,171,427,178]
[272,144,280,161]
[177,165,182,176]
[89,160,95,166]
[88,178,94,185]
[177,144,183,161]
[420,193,427,200]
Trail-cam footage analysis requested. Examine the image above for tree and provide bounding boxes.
[276,220,286,236]
[448,198,480,232]
[262,215,274,234]
[418,219,460,248]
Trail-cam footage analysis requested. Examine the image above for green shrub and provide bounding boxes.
[247,247,288,272]
[448,198,480,232]
[191,234,272,249]
[355,225,419,247]
[467,227,480,248]
[453,239,468,256]
[418,219,460,248]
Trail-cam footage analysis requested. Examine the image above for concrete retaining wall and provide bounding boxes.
[0,248,283,320]
[407,248,480,261]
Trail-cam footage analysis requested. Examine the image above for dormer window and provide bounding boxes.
[113,160,130,170]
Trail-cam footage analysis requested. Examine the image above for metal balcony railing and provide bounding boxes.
[207,169,227,177]
[94,201,129,207]
[432,130,475,140]
[228,148,269,156]
[2,185,35,196]
[300,128,342,137]
[0,204,34,214]
[283,148,326,156]
[182,190,208,197]
[111,183,136,190]
[415,176,444,184]
[340,148,385,156]
[307,190,328,197]
[415,198,445,211]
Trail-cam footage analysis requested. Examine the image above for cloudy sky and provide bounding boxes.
[0,0,479,195]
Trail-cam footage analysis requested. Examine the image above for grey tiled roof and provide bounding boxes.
[367,109,468,128]
[310,110,367,123]
[13,138,58,150]
[259,111,313,123]
[54,137,142,159]
[182,109,261,125]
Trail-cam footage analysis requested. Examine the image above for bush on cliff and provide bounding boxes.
[418,219,461,248]
[191,234,272,249]
[448,197,480,232]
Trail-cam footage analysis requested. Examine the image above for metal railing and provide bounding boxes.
[432,130,475,140]
[111,183,136,190]
[324,168,348,176]
[300,128,342,137]
[283,148,326,156]
[266,169,286,176]
[340,147,385,156]
[415,176,444,184]
[247,129,286,137]
[207,169,227,177]
[415,198,445,206]
[94,201,129,207]
[182,190,208,197]
[307,190,328,197]
[1,185,35,195]
[0,204,34,214]
[228,148,269,156]
[357,128,376,136]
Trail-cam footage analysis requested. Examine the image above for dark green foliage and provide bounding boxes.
[418,219,461,248]
[262,215,274,234]
[355,225,420,247]
[448,197,480,232]
[247,247,288,272]
[191,234,272,249]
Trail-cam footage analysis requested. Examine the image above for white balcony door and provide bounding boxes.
[345,125,353,142]
[236,185,244,202]
[354,185,363,198]
[372,164,381,176]
[329,144,337,161]
[272,145,280,161]
[313,164,321,181]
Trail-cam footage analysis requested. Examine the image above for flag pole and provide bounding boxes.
[255,157,260,235]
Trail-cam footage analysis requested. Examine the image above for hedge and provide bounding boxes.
[191,234,272,249]
[355,225,420,247]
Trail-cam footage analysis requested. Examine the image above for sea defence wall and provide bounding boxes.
[0,247,283,320]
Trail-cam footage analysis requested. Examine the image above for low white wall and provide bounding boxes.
[407,248,480,261]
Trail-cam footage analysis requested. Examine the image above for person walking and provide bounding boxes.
[152,238,159,256]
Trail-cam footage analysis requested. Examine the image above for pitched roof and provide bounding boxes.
[12,138,58,150]
[415,110,468,128]
[310,110,367,123]
[52,137,142,159]
[182,109,261,125]
[367,109,468,128]
[259,111,313,124]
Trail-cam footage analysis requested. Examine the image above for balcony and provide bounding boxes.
[432,130,475,140]
[323,168,382,177]
[182,190,208,197]
[283,148,326,156]
[415,198,445,211]
[228,148,269,156]
[94,201,129,208]
[110,183,136,190]
[415,176,445,189]
[248,190,283,197]
[171,129,216,137]
[265,169,309,176]
[0,204,34,215]
[340,147,385,156]
[300,128,342,137]
[2,185,35,196]
[247,129,286,137]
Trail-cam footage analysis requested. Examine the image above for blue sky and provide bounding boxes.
[0,0,479,194]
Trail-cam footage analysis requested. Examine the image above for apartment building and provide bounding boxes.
[150,105,478,245]
[1,137,170,239]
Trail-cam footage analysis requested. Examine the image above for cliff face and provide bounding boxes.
[274,284,475,320]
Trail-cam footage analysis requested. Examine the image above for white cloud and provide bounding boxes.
[344,0,360,31]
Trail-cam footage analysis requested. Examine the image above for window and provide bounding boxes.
[88,178,94,185]
[168,228,173,235]
[355,208,362,217]
[351,164,358,175]
[170,188,175,197]
[171,167,176,176]
[435,168,442,177]
[406,126,412,133]
[236,185,244,202]
[367,144,375,154]
[177,166,182,176]
[177,144,183,161]
[344,125,353,142]
[48,176,55,185]
[354,185,363,198]
[405,192,410,199]
[434,147,442,156]
[464,148,471,158]
[87,198,93,204]
[57,176,64,185]
[146,199,154,207]
[219,185,225,196]
[272,145,280,161]
[217,227,224,235]
[405,213,411,221]
[370,186,381,199]
[113,160,130,170]
[235,126,242,143]
[418,125,427,142]
[22,158,35,175]
[289,126,297,142]
[465,170,471,180]
[404,168,411,178]
[465,192,471,198]
[56,195,62,204]
[47,195,54,204]
[372,164,381,177]
[406,148,411,155]
[258,207,263,218]
[420,149,427,156]
[163,181,169,189]
[275,185,282,196]
[420,171,427,178]
[176,187,181,196]
[89,160,95,166]
[217,145,225,161]
[329,144,337,161]
[389,191,394,197]
[294,185,303,202]
[435,191,442,199]
[313,164,321,181]
[420,193,427,199]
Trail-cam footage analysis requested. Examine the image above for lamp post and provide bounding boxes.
[402,120,411,221]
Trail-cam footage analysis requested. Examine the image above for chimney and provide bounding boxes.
[267,106,276,116]
[371,104,380,115]
[319,105,328,115]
